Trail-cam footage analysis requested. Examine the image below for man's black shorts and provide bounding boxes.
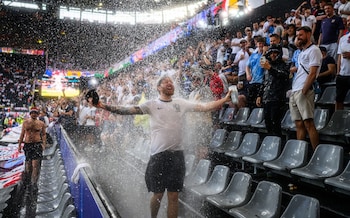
[145,150,185,193]
[23,142,43,161]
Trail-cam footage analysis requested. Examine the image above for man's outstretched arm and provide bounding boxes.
[97,103,144,115]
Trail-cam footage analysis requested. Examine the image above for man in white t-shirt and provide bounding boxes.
[338,0,350,21]
[335,16,350,110]
[231,31,244,60]
[91,75,232,218]
[289,26,322,150]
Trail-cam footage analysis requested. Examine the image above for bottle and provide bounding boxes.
[229,85,239,104]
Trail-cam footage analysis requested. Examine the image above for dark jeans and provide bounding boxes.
[264,101,285,136]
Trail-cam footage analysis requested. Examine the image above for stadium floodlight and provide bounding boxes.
[3,1,41,10]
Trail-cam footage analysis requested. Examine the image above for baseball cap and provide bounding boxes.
[30,107,39,114]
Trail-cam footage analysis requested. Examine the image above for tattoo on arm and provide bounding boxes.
[105,105,143,115]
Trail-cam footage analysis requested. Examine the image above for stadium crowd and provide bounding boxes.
[2,0,350,154]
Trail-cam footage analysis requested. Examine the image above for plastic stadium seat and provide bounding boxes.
[0,202,7,212]
[281,110,295,131]
[281,108,328,132]
[316,86,336,106]
[251,119,267,133]
[280,194,320,218]
[213,131,242,153]
[263,140,309,176]
[36,192,72,214]
[38,175,67,194]
[36,192,73,218]
[220,108,236,123]
[291,144,343,183]
[319,110,350,144]
[325,160,350,195]
[61,204,76,218]
[225,107,250,125]
[344,90,350,106]
[37,183,69,203]
[228,181,282,218]
[225,133,260,170]
[184,159,211,188]
[209,129,228,149]
[42,143,58,159]
[313,108,329,131]
[206,172,252,209]
[237,107,264,127]
[185,154,195,177]
[242,136,281,174]
[189,165,230,197]
[39,175,67,190]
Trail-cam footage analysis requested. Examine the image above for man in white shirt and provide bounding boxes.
[338,0,350,22]
[289,26,322,150]
[231,31,244,60]
[335,16,350,110]
[91,75,232,218]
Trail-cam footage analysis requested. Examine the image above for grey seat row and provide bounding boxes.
[221,105,350,146]
[37,144,76,218]
[207,129,350,194]
[184,161,320,218]
[281,108,350,144]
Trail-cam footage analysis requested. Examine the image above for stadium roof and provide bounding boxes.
[30,0,208,12]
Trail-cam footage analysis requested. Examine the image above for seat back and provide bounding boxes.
[235,133,260,155]
[320,110,350,134]
[205,165,230,192]
[280,194,320,218]
[344,90,350,106]
[278,140,309,169]
[339,160,350,179]
[305,144,344,177]
[245,181,282,216]
[221,108,235,123]
[246,108,264,125]
[281,110,295,130]
[317,86,336,105]
[209,129,228,149]
[61,204,76,218]
[224,172,252,204]
[185,154,196,177]
[184,159,211,187]
[220,131,242,151]
[313,108,329,130]
[254,136,281,161]
[233,107,250,123]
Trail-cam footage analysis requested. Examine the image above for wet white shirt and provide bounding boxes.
[139,98,197,155]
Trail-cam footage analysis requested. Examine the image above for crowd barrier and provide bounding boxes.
[55,124,120,218]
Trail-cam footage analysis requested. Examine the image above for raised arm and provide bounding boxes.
[194,90,232,112]
[97,102,144,115]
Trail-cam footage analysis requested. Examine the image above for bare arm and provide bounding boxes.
[41,123,47,149]
[318,63,336,78]
[98,103,144,115]
[194,90,232,112]
[18,122,26,152]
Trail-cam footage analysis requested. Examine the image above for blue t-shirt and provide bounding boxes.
[247,52,264,84]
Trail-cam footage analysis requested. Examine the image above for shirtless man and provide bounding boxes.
[18,107,46,190]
